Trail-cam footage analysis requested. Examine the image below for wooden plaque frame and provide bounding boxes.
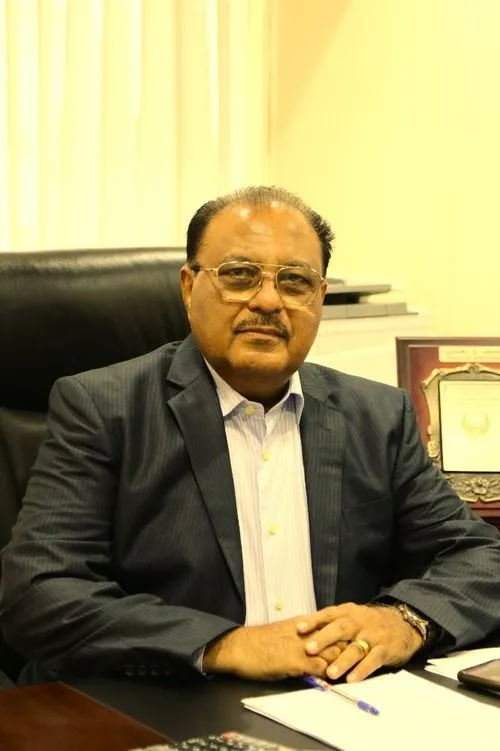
[396,337,500,528]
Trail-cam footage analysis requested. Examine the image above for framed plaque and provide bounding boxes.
[396,337,500,528]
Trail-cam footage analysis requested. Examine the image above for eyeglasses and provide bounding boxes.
[190,261,325,308]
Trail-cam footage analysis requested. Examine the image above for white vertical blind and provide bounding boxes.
[0,0,271,251]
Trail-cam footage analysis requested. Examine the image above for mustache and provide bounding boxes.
[234,315,289,340]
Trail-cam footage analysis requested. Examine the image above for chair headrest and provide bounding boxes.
[0,248,191,411]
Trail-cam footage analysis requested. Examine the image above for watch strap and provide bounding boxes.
[394,602,433,645]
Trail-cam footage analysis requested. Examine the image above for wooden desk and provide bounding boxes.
[0,681,168,751]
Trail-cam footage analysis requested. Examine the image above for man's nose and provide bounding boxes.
[247,274,284,312]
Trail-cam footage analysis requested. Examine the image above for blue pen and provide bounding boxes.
[303,675,380,716]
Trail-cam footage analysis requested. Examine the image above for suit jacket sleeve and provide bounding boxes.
[0,377,239,677]
[380,391,500,649]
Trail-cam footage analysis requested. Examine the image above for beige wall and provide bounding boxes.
[268,0,500,334]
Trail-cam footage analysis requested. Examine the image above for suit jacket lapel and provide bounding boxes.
[166,337,244,601]
[300,366,345,609]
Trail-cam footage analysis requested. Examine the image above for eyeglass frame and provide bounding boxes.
[188,260,327,308]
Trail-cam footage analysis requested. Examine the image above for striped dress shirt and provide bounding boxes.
[206,361,317,625]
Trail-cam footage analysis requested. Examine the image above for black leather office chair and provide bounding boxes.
[0,248,190,680]
[0,670,14,689]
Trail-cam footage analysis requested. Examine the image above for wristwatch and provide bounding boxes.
[394,603,433,645]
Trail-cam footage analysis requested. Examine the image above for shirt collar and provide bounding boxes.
[204,359,304,423]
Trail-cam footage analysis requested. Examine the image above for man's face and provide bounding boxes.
[181,203,327,390]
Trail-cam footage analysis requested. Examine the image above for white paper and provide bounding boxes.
[425,646,500,680]
[242,671,499,751]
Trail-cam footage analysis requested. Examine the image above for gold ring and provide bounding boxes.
[352,639,370,658]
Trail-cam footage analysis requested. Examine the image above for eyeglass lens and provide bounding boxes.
[216,262,319,305]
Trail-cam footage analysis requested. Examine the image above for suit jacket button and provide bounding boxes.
[124,664,135,677]
[138,664,147,677]
[163,666,171,677]
[150,665,160,678]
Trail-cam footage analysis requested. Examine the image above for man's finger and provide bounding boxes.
[325,640,370,680]
[345,645,386,683]
[296,620,315,634]
[303,655,331,678]
[317,644,343,665]
[318,640,349,660]
[296,606,340,634]
[304,619,355,653]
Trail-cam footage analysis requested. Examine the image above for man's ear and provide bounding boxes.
[319,279,328,304]
[180,264,194,316]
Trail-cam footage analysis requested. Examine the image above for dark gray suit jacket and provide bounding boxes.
[2,335,500,680]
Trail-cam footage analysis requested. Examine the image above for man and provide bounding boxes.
[1,186,500,686]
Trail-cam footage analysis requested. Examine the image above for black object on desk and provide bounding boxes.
[457,658,500,692]
[176,732,303,751]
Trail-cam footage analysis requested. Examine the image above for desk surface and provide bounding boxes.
[0,681,168,751]
[71,674,325,748]
[68,669,500,749]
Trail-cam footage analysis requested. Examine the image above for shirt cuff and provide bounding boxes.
[192,645,206,675]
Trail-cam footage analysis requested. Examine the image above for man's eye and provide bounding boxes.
[280,272,313,287]
[222,266,258,280]
[230,268,252,277]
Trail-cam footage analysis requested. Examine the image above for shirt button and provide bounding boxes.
[275,598,283,612]
[268,523,278,535]
[245,405,255,415]
[262,449,271,461]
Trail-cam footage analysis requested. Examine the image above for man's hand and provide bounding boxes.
[296,603,423,683]
[202,617,347,680]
